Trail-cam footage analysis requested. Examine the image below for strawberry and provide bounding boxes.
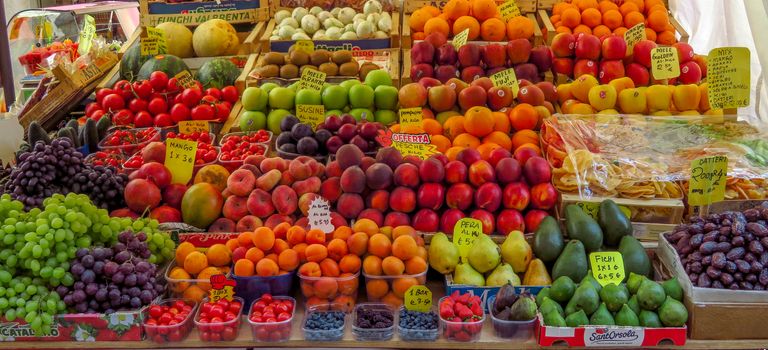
[455,303,473,320]
[450,290,461,301]
[469,300,483,316]
[439,304,455,319]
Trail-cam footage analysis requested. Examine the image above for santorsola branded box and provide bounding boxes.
[537,317,687,347]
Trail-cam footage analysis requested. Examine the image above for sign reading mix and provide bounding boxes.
[707,47,750,109]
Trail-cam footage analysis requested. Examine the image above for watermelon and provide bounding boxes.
[195,58,241,89]
[120,44,153,80]
[137,54,189,80]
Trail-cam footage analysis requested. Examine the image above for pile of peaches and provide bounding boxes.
[408,0,536,42]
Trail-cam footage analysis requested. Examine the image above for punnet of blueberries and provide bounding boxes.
[305,310,345,330]
[399,309,439,330]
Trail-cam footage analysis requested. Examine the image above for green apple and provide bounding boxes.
[339,79,361,92]
[325,109,343,117]
[348,84,374,109]
[321,85,348,110]
[241,87,268,112]
[268,87,295,110]
[374,85,398,110]
[239,110,267,131]
[260,82,279,95]
[287,82,299,91]
[267,109,292,135]
[436,110,462,125]
[364,69,392,90]
[349,108,374,122]
[295,89,322,105]
[374,110,397,125]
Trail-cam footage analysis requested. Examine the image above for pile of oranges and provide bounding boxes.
[408,0,535,42]
[549,0,676,44]
[168,242,234,302]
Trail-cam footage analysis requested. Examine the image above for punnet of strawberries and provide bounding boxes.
[439,291,484,341]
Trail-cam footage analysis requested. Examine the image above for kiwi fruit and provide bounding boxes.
[263,52,285,66]
[310,49,332,66]
[256,64,280,78]
[288,50,310,66]
[339,60,359,76]
[331,50,352,65]
[358,62,380,80]
[300,65,318,74]
[280,64,299,79]
[318,62,339,76]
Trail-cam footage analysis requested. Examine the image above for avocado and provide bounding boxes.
[552,240,589,283]
[618,235,652,279]
[599,199,633,247]
[533,216,565,263]
[565,204,604,253]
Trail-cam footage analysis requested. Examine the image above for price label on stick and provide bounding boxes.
[77,15,96,55]
[499,0,522,21]
[651,46,680,80]
[589,252,625,287]
[399,107,423,128]
[209,274,236,302]
[179,120,209,134]
[165,138,197,185]
[296,104,325,130]
[707,47,751,109]
[453,218,483,258]
[174,70,198,89]
[405,285,432,312]
[490,68,520,98]
[296,40,315,53]
[688,155,727,206]
[452,28,469,50]
[298,68,326,92]
[623,23,646,55]
[308,196,334,233]
[141,26,167,56]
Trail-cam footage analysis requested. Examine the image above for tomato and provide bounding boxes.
[154,113,174,127]
[181,88,203,108]
[95,88,114,104]
[113,80,133,99]
[191,104,214,121]
[215,102,231,122]
[167,329,183,342]
[149,71,169,91]
[133,111,153,127]
[201,95,218,105]
[128,98,148,113]
[133,80,153,99]
[167,77,181,93]
[221,326,237,341]
[174,93,183,105]
[277,312,291,322]
[149,305,163,318]
[112,109,134,126]
[205,88,221,100]
[102,93,125,111]
[148,97,168,115]
[90,110,107,121]
[169,103,190,122]
[221,86,239,104]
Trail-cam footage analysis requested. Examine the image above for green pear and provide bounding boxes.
[536,288,551,307]
[589,303,615,325]
[627,272,646,294]
[486,263,521,286]
[637,279,666,311]
[467,234,501,274]
[658,296,688,327]
[427,232,458,274]
[615,304,640,326]
[454,261,485,286]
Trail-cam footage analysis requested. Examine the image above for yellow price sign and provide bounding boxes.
[688,155,727,206]
[499,0,522,21]
[651,46,680,80]
[404,286,433,312]
[707,47,751,109]
[165,138,198,185]
[141,26,167,56]
[490,68,520,98]
[298,68,326,92]
[452,28,469,50]
[623,23,646,55]
[576,202,631,220]
[179,120,209,134]
[391,133,437,159]
[78,15,96,55]
[589,252,625,286]
[297,104,325,130]
[174,70,198,89]
[208,274,236,302]
[453,218,483,258]
[296,40,315,53]
[399,107,423,128]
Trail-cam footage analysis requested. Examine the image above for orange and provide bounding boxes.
[647,4,667,15]
[405,256,428,274]
[556,26,572,34]
[623,11,644,28]
[347,232,369,256]
[392,277,419,298]
[286,226,306,245]
[408,9,432,32]
[423,5,441,17]
[422,118,443,135]
[278,249,300,271]
[175,242,196,266]
[646,10,669,32]
[366,279,390,299]
[424,17,450,37]
[252,227,275,251]
[353,218,379,236]
[573,24,592,35]
[256,259,279,277]
[339,254,362,273]
[382,256,405,276]
[480,18,506,41]
[234,258,255,276]
[613,26,628,36]
[205,244,231,267]
[445,146,464,161]
[619,2,639,17]
[506,16,534,40]
[483,131,513,150]
[625,0,644,12]
[657,30,675,45]
[368,233,392,258]
[644,28,657,42]
[183,251,208,275]
[224,239,239,253]
[477,142,501,160]
[560,8,581,28]
[168,267,191,292]
[431,134,452,153]
[245,247,265,263]
[574,0,598,11]
[470,0,499,21]
[592,24,612,37]
[392,235,418,260]
[444,0,470,20]
[412,32,426,40]
[464,106,495,137]
[363,255,383,275]
[182,285,206,303]
[509,103,540,131]
[491,111,511,133]
[601,9,622,29]
[443,116,466,140]
[581,8,601,28]
[319,258,341,277]
[598,1,619,13]
[452,133,481,148]
[550,15,561,24]
[305,244,328,262]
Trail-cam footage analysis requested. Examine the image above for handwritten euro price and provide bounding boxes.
[651,46,680,80]
[589,252,625,286]
[688,155,727,206]
[452,29,469,50]
[623,23,646,54]
[707,47,751,109]
[405,286,432,312]
[499,0,521,21]
[453,218,482,258]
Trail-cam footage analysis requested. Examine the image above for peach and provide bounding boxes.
[460,66,485,83]
[366,190,390,212]
[256,169,282,191]
[376,147,403,170]
[530,183,557,210]
[444,160,468,184]
[358,209,384,227]
[243,154,265,168]
[226,169,256,196]
[288,156,317,181]
[551,32,575,58]
[446,183,473,210]
[673,42,695,63]
[259,157,287,173]
[488,148,512,168]
[365,163,393,190]
[433,153,449,166]
[417,183,445,210]
[632,39,657,68]
[238,163,262,179]
[458,85,487,111]
[326,161,342,177]
[601,35,627,60]
[428,85,458,112]
[209,217,236,232]
[456,148,482,167]
[418,157,445,183]
[497,209,525,235]
[524,209,550,233]
[588,84,617,111]
[575,34,600,60]
[330,212,348,229]
[389,186,416,213]
[536,82,558,105]
[298,192,321,216]
[672,84,701,111]
[222,195,248,221]
[523,156,551,185]
[573,59,598,79]
[495,157,522,184]
[517,85,545,106]
[394,163,420,188]
[398,83,428,108]
[264,214,293,228]
[336,144,364,168]
[626,63,650,87]
[337,193,364,219]
[361,157,376,172]
[470,209,495,234]
[514,147,539,166]
[272,185,298,215]
[340,166,366,193]
[598,60,625,84]
[645,85,672,112]
[412,208,439,232]
[319,177,342,203]
[279,171,295,186]
[247,188,274,218]
[474,182,502,212]
[232,246,247,261]
[617,88,647,114]
[384,212,411,228]
[678,61,702,84]
[236,215,264,232]
[608,76,634,95]
[419,77,443,90]
[507,39,532,64]
[553,58,574,76]
[458,43,482,67]
[468,160,496,186]
[487,86,515,110]
[292,176,321,196]
[502,182,530,210]
[440,208,466,234]
[482,44,507,68]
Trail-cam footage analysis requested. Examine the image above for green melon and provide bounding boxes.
[137,54,189,80]
[196,58,241,89]
[119,44,153,80]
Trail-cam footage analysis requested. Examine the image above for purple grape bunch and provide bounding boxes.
[57,231,164,313]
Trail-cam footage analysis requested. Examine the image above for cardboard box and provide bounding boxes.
[537,316,687,347]
[0,311,143,342]
[139,0,269,26]
[684,298,768,340]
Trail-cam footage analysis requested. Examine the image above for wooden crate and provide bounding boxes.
[557,193,685,227]
[537,7,688,45]
[139,0,269,26]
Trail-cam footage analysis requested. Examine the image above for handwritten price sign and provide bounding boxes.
[399,107,423,128]
[405,285,432,312]
[140,26,167,56]
[688,155,727,206]
[297,104,325,130]
[623,23,646,55]
[651,46,680,80]
[174,70,198,89]
[298,68,326,92]
[179,120,209,134]
[77,15,96,55]
[452,28,469,50]
[165,138,197,185]
[589,252,625,286]
[308,196,334,233]
[208,274,236,302]
[490,68,520,98]
[453,218,483,258]
[295,40,315,53]
[707,47,750,109]
[499,0,521,21]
